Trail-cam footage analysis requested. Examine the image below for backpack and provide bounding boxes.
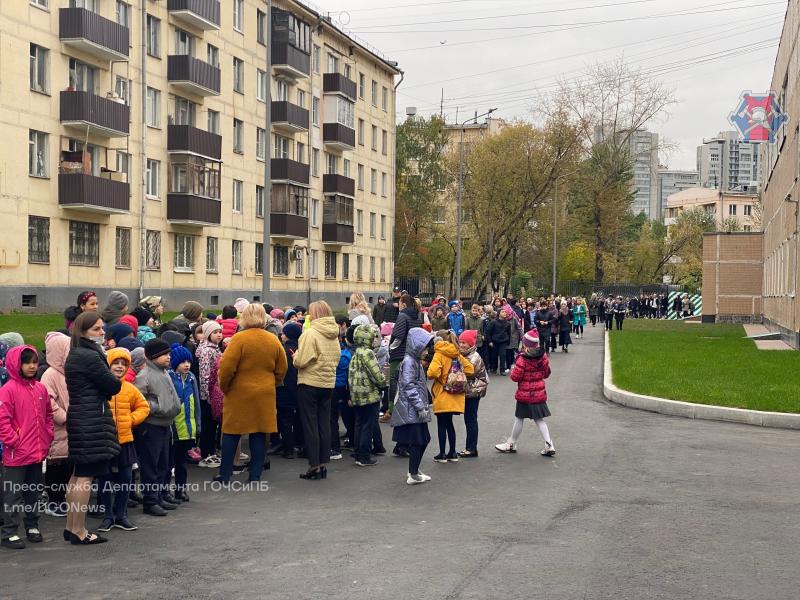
[443,358,467,394]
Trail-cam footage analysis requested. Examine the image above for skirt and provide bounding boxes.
[559,331,572,346]
[392,422,431,447]
[110,442,138,473]
[515,401,551,420]
[73,459,111,478]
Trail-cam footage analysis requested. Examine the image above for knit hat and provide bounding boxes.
[380,322,394,337]
[118,336,144,351]
[202,320,222,339]
[233,297,250,313]
[282,322,302,341]
[284,309,297,321]
[459,329,478,348]
[130,347,146,372]
[448,300,459,308]
[0,332,24,348]
[293,305,307,315]
[522,330,540,348]
[140,295,162,312]
[181,301,203,322]
[160,330,186,346]
[106,323,133,344]
[144,338,171,360]
[270,308,285,320]
[119,314,139,335]
[169,343,193,370]
[351,314,370,327]
[205,312,218,321]
[107,290,129,311]
[130,306,154,327]
[106,347,131,367]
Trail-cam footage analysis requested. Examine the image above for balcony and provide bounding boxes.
[168,124,222,161]
[167,0,221,30]
[323,73,357,101]
[322,123,356,152]
[271,43,310,80]
[271,214,308,240]
[60,91,129,138]
[168,55,220,97]
[59,8,129,61]
[271,101,309,134]
[272,158,310,186]
[322,224,355,246]
[323,174,355,198]
[167,194,221,226]
[58,173,129,214]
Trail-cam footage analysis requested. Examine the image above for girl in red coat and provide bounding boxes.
[494,330,555,457]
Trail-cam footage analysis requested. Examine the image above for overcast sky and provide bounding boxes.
[315,0,786,170]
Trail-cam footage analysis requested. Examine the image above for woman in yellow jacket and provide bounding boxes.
[427,330,474,464]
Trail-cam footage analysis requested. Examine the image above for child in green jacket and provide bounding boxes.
[348,325,386,467]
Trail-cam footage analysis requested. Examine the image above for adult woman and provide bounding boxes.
[140,296,164,328]
[573,298,587,338]
[100,291,129,326]
[558,301,573,352]
[63,291,98,331]
[372,295,387,325]
[64,312,121,545]
[347,292,374,324]
[293,301,341,480]
[588,294,599,327]
[216,304,287,483]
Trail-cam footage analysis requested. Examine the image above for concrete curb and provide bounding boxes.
[603,332,800,430]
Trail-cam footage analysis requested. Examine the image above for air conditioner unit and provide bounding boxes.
[293,246,305,261]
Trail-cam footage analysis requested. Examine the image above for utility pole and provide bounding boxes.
[440,88,444,118]
[261,0,272,299]
[551,179,558,295]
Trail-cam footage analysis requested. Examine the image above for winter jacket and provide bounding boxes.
[389,307,424,363]
[464,315,485,347]
[559,310,573,332]
[430,314,448,332]
[277,339,299,410]
[0,345,54,467]
[447,311,466,336]
[390,328,434,427]
[335,344,353,389]
[486,318,511,344]
[427,340,474,414]
[137,325,156,344]
[135,361,181,428]
[462,345,489,399]
[382,299,400,323]
[533,309,554,340]
[508,311,523,350]
[573,304,587,326]
[293,317,341,389]
[105,348,150,444]
[613,301,627,316]
[588,299,599,317]
[209,357,224,421]
[65,337,122,464]
[41,332,70,460]
[348,325,386,406]
[372,302,387,325]
[218,318,239,340]
[510,347,551,404]
[196,340,222,404]
[169,370,201,440]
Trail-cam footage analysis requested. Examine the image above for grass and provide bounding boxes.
[609,319,800,413]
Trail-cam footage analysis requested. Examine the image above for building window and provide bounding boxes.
[312,45,320,73]
[146,230,160,270]
[175,234,195,272]
[336,98,354,128]
[327,53,339,74]
[326,153,338,175]
[257,9,267,45]
[382,86,388,111]
[69,58,95,93]
[115,227,131,268]
[29,44,48,93]
[312,97,320,126]
[69,221,100,267]
[206,43,219,67]
[357,164,365,190]
[206,236,218,273]
[232,240,242,274]
[324,251,337,279]
[309,249,318,278]
[174,96,196,126]
[272,184,309,216]
[369,256,376,281]
[380,257,386,282]
[297,89,306,108]
[381,172,387,197]
[116,1,130,27]
[28,130,48,178]
[356,209,363,235]
[371,169,378,194]
[276,80,289,101]
[343,159,351,178]
[729,204,737,216]
[311,198,319,227]
[146,159,160,197]
[115,76,131,104]
[342,254,350,280]
[296,249,304,277]
[175,29,194,56]
[744,204,752,216]
[233,119,244,153]
[344,64,352,79]
[275,135,290,160]
[233,57,244,93]
[273,246,289,276]
[312,148,320,177]
[382,130,388,155]
[233,0,243,32]
[370,212,376,238]
[371,126,378,151]
[146,15,160,57]
[31,0,48,7]
[371,80,378,106]
[255,243,263,275]
[256,185,264,218]
[256,128,266,160]
[357,254,363,280]
[145,87,160,127]
[207,109,220,134]
[358,119,365,146]
[381,215,387,239]
[116,152,130,179]
[257,69,267,102]
[232,179,243,213]
[297,142,306,164]
[27,216,49,264]
[358,73,365,99]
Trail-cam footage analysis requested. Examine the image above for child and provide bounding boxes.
[168,344,201,502]
[196,321,223,468]
[218,305,239,343]
[390,328,434,485]
[378,322,394,416]
[40,332,71,518]
[430,306,447,332]
[131,307,156,344]
[495,331,555,456]
[427,330,474,463]
[0,345,54,549]
[330,317,352,461]
[486,308,512,374]
[457,330,488,458]
[446,301,466,336]
[97,348,150,533]
[276,322,303,459]
[348,325,386,467]
[134,339,181,517]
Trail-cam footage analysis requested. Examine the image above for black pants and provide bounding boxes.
[353,402,380,462]
[199,400,221,459]
[133,422,171,507]
[464,397,480,453]
[1,462,43,539]
[172,438,195,493]
[436,413,456,456]
[297,384,333,468]
[489,343,508,372]
[590,315,597,326]
[549,333,558,352]
[615,315,625,330]
[605,315,614,330]
[45,458,72,507]
[505,347,516,371]
[331,387,353,451]
[277,406,304,454]
[408,444,428,476]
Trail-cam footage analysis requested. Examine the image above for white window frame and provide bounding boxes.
[381,172,387,197]
[29,44,48,94]
[207,109,220,134]
[116,1,130,28]
[256,128,266,161]
[233,119,244,153]
[28,130,48,178]
[381,215,386,239]
[233,0,244,33]
[357,164,364,190]
[174,234,195,273]
[115,226,131,269]
[312,97,320,127]
[257,69,267,102]
[370,212,376,238]
[146,159,160,198]
[232,179,243,213]
[206,236,218,273]
[146,230,160,270]
[312,148,320,177]
[311,198,319,227]
[356,209,363,235]
[145,87,160,128]
[146,15,160,57]
[233,57,244,93]
[309,249,318,278]
[256,185,265,218]
[232,239,242,274]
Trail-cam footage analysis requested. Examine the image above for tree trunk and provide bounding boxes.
[594,199,604,282]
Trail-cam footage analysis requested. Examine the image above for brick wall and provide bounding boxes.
[702,232,763,322]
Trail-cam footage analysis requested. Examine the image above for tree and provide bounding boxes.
[722,216,742,232]
[667,208,716,289]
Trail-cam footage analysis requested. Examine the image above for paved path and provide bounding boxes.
[3,325,800,599]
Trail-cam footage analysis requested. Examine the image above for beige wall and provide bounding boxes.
[664,188,758,232]
[702,232,763,322]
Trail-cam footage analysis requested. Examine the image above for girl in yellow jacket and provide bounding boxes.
[427,330,474,463]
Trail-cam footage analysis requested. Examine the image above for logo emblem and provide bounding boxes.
[729,91,789,143]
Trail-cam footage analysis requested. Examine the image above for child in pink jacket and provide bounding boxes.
[0,345,54,549]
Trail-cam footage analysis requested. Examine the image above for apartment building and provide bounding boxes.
[697,131,761,193]
[1,0,399,311]
[663,188,758,233]
[628,129,660,219]
[657,168,698,220]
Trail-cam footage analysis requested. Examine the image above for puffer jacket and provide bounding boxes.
[196,340,222,403]
[65,337,121,464]
[218,318,239,340]
[461,345,489,399]
[105,348,150,444]
[486,317,511,344]
[0,346,54,467]
[447,311,466,336]
[427,340,474,414]
[137,325,156,344]
[464,315,485,347]
[276,339,299,410]
[510,347,551,404]
[134,361,182,427]
[389,307,423,362]
[41,332,71,460]
[169,370,201,440]
[335,343,353,389]
[390,328,433,427]
[348,325,386,406]
[293,316,341,389]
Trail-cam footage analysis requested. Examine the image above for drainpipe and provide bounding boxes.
[391,69,404,291]
[261,0,273,300]
[137,1,147,301]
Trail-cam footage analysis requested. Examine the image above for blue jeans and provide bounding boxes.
[353,403,379,462]
[464,397,480,453]
[99,465,133,521]
[219,432,267,482]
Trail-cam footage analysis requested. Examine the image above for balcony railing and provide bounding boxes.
[60,91,129,137]
[271,214,308,239]
[322,123,356,151]
[272,43,310,79]
[168,55,221,97]
[59,7,129,61]
[271,101,309,132]
[323,174,356,198]
[323,73,357,101]
[167,194,221,226]
[58,173,130,214]
[168,124,222,161]
[271,158,310,186]
[167,0,221,30]
[322,224,355,245]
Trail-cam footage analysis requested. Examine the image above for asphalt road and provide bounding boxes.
[2,324,799,599]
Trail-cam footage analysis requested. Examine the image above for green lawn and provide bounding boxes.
[609,319,800,413]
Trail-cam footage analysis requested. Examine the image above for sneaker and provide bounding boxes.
[26,528,43,543]
[432,454,448,463]
[541,441,556,457]
[239,452,250,461]
[45,503,67,517]
[457,450,478,458]
[113,517,138,531]
[2,535,25,549]
[494,441,517,453]
[340,439,353,451]
[417,471,432,482]
[502,369,511,375]
[406,473,425,485]
[198,456,221,468]
[330,452,343,460]
[232,463,247,474]
[96,518,114,532]
[355,457,378,466]
[446,453,460,463]
[143,504,167,517]
[158,500,178,511]
[186,447,202,462]
[371,447,387,455]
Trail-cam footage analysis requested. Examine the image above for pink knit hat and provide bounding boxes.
[270,308,285,320]
[522,330,540,348]
[380,322,394,337]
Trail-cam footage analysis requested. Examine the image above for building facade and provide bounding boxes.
[664,188,759,233]
[1,0,398,311]
[696,131,761,193]
[657,168,698,220]
[628,130,659,219]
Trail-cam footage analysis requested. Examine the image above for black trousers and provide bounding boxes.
[605,315,614,330]
[2,462,43,539]
[408,444,428,476]
[353,402,380,462]
[277,406,304,454]
[199,400,221,459]
[590,315,597,326]
[172,438,195,492]
[297,384,333,468]
[133,422,171,507]
[45,458,72,506]
[330,387,353,451]
[615,315,625,330]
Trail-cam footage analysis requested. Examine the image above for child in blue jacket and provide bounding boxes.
[330,316,353,460]
[168,344,200,501]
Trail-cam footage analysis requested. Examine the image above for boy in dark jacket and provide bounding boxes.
[486,309,512,374]
[330,318,353,460]
[168,344,200,502]
[277,322,303,459]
